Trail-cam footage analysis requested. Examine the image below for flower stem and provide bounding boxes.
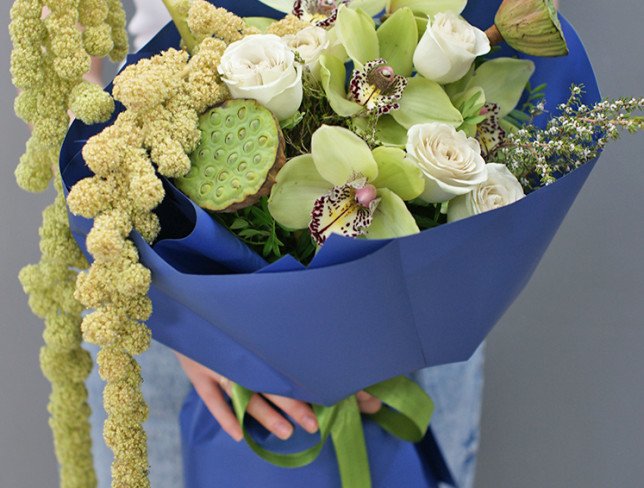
[485,24,504,46]
[161,0,198,54]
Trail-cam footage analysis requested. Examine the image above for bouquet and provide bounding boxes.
[9,0,643,487]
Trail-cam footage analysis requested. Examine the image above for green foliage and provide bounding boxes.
[282,73,348,156]
[490,84,644,190]
[408,201,447,230]
[217,198,317,263]
[504,81,547,127]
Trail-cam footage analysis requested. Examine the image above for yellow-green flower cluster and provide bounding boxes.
[10,0,127,193]
[267,14,311,37]
[78,0,113,57]
[67,38,229,488]
[19,179,96,488]
[10,0,129,485]
[187,0,260,44]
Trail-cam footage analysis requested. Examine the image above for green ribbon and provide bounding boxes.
[231,376,434,488]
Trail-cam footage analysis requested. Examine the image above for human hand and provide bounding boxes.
[176,353,382,442]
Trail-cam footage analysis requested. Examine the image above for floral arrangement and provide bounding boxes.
[10,0,643,487]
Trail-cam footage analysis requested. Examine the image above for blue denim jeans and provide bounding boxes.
[88,343,484,488]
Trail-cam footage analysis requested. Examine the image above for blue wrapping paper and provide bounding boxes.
[59,0,600,486]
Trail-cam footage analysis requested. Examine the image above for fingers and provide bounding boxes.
[264,394,319,434]
[246,394,296,440]
[356,391,382,414]
[175,353,243,442]
[217,377,297,441]
[193,377,243,442]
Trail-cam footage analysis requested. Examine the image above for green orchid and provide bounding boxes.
[319,5,463,143]
[268,125,424,244]
[446,57,535,152]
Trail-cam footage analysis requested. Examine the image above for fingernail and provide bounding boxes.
[356,391,371,401]
[234,433,243,443]
[274,422,293,440]
[302,415,319,434]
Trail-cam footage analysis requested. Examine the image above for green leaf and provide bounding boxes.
[444,65,475,99]
[387,0,466,16]
[268,155,332,230]
[280,111,305,129]
[377,7,418,77]
[319,54,363,117]
[230,218,249,230]
[366,188,420,239]
[335,5,379,67]
[371,146,425,201]
[243,17,277,32]
[311,125,379,185]
[392,76,463,129]
[350,0,389,16]
[375,115,408,147]
[254,0,293,13]
[465,58,535,117]
[453,87,486,119]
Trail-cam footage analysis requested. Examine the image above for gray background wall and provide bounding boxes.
[0,1,642,487]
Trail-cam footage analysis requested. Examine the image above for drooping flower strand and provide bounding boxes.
[67,39,229,488]
[19,178,96,488]
[491,85,644,189]
[10,0,127,485]
[78,0,114,57]
[10,0,125,193]
[187,0,260,44]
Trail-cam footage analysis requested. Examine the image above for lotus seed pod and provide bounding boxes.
[176,99,286,212]
[489,0,568,57]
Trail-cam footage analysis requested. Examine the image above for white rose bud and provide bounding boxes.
[218,34,303,121]
[413,12,491,84]
[448,163,525,222]
[406,122,488,203]
[284,26,331,78]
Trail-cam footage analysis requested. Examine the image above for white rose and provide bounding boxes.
[218,34,303,121]
[413,12,490,84]
[283,26,330,77]
[406,122,488,203]
[448,163,525,222]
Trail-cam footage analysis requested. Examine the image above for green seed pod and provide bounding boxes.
[175,99,287,212]
[489,0,568,57]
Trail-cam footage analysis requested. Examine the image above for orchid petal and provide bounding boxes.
[375,115,409,147]
[392,76,463,129]
[350,0,388,16]
[387,0,467,16]
[268,155,332,230]
[319,54,364,117]
[365,188,420,239]
[309,179,376,245]
[243,17,277,32]
[464,58,535,117]
[312,125,379,185]
[372,146,425,201]
[336,5,379,67]
[377,7,418,76]
[255,0,293,13]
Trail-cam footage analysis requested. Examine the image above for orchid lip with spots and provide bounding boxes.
[349,59,408,116]
[293,0,348,27]
[309,177,380,245]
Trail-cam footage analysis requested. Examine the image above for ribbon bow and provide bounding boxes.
[231,376,434,488]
